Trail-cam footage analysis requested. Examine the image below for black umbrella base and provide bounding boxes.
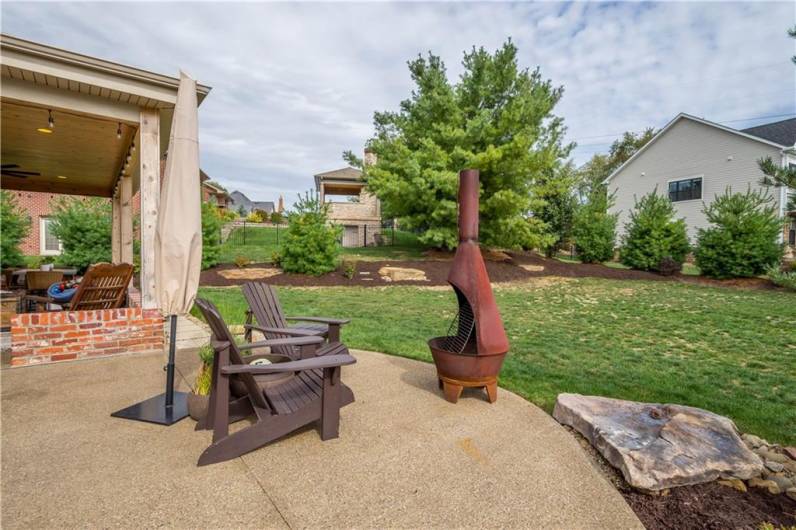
[111,391,189,426]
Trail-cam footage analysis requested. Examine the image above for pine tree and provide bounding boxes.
[348,41,571,250]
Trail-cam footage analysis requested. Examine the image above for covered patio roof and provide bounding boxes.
[1,34,211,197]
[1,34,211,310]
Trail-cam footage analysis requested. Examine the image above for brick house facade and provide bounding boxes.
[7,190,101,256]
[9,164,227,258]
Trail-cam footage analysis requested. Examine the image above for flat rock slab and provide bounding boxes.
[553,393,763,491]
[218,267,280,280]
[378,266,428,282]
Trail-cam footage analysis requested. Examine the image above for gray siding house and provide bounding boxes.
[605,114,796,253]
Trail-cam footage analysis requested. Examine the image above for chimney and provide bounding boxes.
[364,148,377,167]
[277,195,284,213]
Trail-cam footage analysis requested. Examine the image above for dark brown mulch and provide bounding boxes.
[623,483,796,530]
[201,252,781,290]
[566,427,796,530]
[200,258,533,287]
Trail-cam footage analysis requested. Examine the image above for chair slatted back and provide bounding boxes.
[241,282,293,357]
[70,263,133,310]
[194,298,268,410]
[25,271,64,291]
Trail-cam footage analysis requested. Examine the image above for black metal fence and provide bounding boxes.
[221,221,399,249]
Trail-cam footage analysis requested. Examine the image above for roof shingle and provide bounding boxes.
[741,117,796,147]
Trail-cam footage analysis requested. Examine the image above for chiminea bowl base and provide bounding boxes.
[438,375,497,404]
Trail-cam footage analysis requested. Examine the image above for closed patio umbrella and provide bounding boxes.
[112,71,201,425]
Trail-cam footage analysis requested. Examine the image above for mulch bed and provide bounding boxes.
[566,427,796,529]
[200,251,781,290]
[624,483,796,530]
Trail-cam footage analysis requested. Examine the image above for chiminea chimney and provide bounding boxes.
[427,169,510,404]
[363,148,377,167]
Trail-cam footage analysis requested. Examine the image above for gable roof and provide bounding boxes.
[741,117,796,147]
[603,113,787,184]
[229,191,274,213]
[314,166,363,190]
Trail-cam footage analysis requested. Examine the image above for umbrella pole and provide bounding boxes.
[110,313,189,425]
[165,314,177,407]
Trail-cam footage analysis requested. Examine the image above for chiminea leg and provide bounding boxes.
[485,381,498,403]
[442,381,463,403]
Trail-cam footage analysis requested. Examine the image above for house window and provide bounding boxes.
[668,177,702,202]
[39,217,62,256]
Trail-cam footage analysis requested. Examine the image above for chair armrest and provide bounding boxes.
[243,324,319,337]
[285,316,351,325]
[237,336,324,352]
[221,354,356,375]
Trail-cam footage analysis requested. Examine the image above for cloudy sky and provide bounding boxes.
[2,2,794,206]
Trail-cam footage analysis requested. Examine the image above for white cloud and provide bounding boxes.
[2,1,793,206]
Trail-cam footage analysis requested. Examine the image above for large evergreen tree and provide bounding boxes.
[347,41,572,250]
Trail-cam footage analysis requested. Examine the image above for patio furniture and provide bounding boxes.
[22,271,64,311]
[194,297,356,466]
[25,263,133,311]
[242,282,350,357]
[11,268,77,287]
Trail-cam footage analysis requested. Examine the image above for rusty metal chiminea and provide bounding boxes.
[428,169,510,403]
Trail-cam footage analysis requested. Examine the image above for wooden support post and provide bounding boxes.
[120,174,133,265]
[111,190,121,264]
[139,109,160,309]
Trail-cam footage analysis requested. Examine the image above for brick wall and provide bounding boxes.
[9,191,83,255]
[9,308,163,366]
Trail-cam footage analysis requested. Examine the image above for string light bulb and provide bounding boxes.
[130,141,135,152]
[116,123,122,140]
[47,109,54,129]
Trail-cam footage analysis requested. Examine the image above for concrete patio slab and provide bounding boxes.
[2,349,642,529]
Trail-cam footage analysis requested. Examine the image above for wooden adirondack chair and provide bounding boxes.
[25,263,133,311]
[241,282,350,358]
[194,297,356,466]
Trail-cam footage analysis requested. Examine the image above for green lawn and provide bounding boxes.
[197,278,796,444]
[218,227,427,264]
[219,226,282,264]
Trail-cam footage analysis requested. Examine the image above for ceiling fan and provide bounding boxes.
[1,164,41,178]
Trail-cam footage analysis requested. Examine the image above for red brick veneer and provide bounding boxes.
[10,308,163,366]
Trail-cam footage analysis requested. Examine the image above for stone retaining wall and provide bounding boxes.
[9,308,163,366]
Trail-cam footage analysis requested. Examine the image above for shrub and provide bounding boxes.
[0,190,30,268]
[201,202,223,269]
[50,197,112,271]
[767,265,796,291]
[572,187,618,263]
[341,259,357,279]
[694,188,783,279]
[246,210,267,223]
[274,191,341,276]
[270,211,284,225]
[620,191,689,272]
[234,255,251,268]
[657,256,682,276]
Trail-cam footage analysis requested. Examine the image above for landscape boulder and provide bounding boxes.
[553,393,764,491]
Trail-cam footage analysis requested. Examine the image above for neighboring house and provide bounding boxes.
[315,150,381,247]
[605,113,796,254]
[229,190,275,215]
[200,170,232,210]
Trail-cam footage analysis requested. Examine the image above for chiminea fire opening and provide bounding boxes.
[428,169,509,404]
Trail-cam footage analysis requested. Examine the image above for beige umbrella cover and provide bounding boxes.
[155,71,202,316]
